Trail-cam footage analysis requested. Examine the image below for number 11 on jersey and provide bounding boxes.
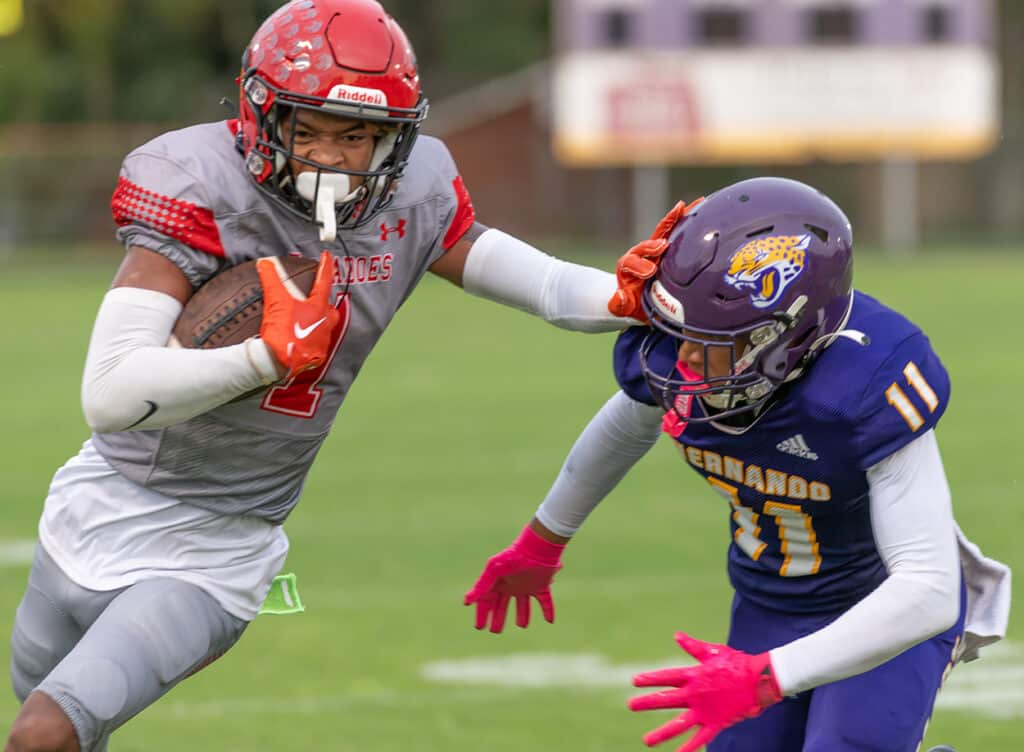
[706,477,822,577]
[885,361,939,431]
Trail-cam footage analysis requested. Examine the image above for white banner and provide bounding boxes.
[552,47,999,165]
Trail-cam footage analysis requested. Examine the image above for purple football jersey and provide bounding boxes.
[615,291,950,613]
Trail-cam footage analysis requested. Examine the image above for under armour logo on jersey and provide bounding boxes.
[776,434,819,460]
[380,219,407,241]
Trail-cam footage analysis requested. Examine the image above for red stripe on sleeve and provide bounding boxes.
[111,177,226,258]
[442,175,476,251]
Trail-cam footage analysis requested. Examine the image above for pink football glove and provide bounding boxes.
[628,632,783,752]
[464,524,565,633]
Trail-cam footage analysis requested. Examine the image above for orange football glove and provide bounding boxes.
[608,197,705,322]
[257,251,340,380]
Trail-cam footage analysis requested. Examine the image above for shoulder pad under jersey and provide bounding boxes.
[391,136,475,252]
[613,326,667,407]
[852,327,949,469]
[111,122,244,258]
[805,292,950,469]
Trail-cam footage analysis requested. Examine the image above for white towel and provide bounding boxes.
[955,522,1012,663]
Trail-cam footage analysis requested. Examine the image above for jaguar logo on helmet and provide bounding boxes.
[724,234,810,309]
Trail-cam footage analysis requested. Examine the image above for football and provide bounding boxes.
[170,255,319,349]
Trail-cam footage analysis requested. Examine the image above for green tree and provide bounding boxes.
[0,0,550,123]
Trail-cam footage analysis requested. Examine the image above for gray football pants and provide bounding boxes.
[9,545,248,752]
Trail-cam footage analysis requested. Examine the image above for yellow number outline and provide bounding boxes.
[706,478,821,577]
[885,361,939,431]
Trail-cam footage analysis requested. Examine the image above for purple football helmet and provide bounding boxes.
[640,177,854,422]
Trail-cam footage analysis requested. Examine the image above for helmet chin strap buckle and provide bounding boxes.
[734,294,808,375]
[296,172,353,242]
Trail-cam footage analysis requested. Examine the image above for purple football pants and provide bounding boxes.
[709,584,965,752]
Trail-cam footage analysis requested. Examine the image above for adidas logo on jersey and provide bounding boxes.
[776,434,819,461]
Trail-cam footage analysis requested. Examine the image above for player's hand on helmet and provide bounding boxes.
[628,632,783,752]
[257,250,339,380]
[608,198,705,322]
[464,522,566,633]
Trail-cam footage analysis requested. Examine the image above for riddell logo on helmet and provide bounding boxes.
[650,281,685,324]
[326,85,388,107]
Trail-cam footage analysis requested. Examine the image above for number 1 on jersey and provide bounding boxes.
[261,294,350,418]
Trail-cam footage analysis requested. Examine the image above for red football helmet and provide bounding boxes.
[238,0,428,235]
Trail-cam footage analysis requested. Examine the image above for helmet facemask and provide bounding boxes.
[640,284,812,423]
[236,0,429,240]
[240,71,426,240]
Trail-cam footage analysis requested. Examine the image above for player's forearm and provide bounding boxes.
[769,431,960,694]
[81,287,279,432]
[462,228,641,332]
[770,570,958,694]
[535,390,663,537]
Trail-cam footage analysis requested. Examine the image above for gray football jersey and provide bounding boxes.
[93,121,476,522]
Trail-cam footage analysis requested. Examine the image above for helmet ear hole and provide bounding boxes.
[804,224,829,243]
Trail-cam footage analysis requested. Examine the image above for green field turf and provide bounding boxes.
[0,247,1020,750]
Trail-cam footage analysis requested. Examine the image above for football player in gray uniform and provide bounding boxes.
[4,2,638,751]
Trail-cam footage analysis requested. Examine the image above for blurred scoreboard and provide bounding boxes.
[552,0,999,166]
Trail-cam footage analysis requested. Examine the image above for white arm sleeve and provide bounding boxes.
[535,390,663,537]
[462,228,641,332]
[769,430,961,694]
[81,287,281,433]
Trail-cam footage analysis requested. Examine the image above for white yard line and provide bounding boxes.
[936,642,1024,717]
[146,643,1024,722]
[135,641,1024,722]
[421,641,1024,719]
[0,540,36,567]
[422,652,665,688]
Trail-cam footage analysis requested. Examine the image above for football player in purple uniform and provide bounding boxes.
[466,177,1011,752]
[4,2,637,751]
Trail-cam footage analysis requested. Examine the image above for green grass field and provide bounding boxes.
[0,247,1021,750]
